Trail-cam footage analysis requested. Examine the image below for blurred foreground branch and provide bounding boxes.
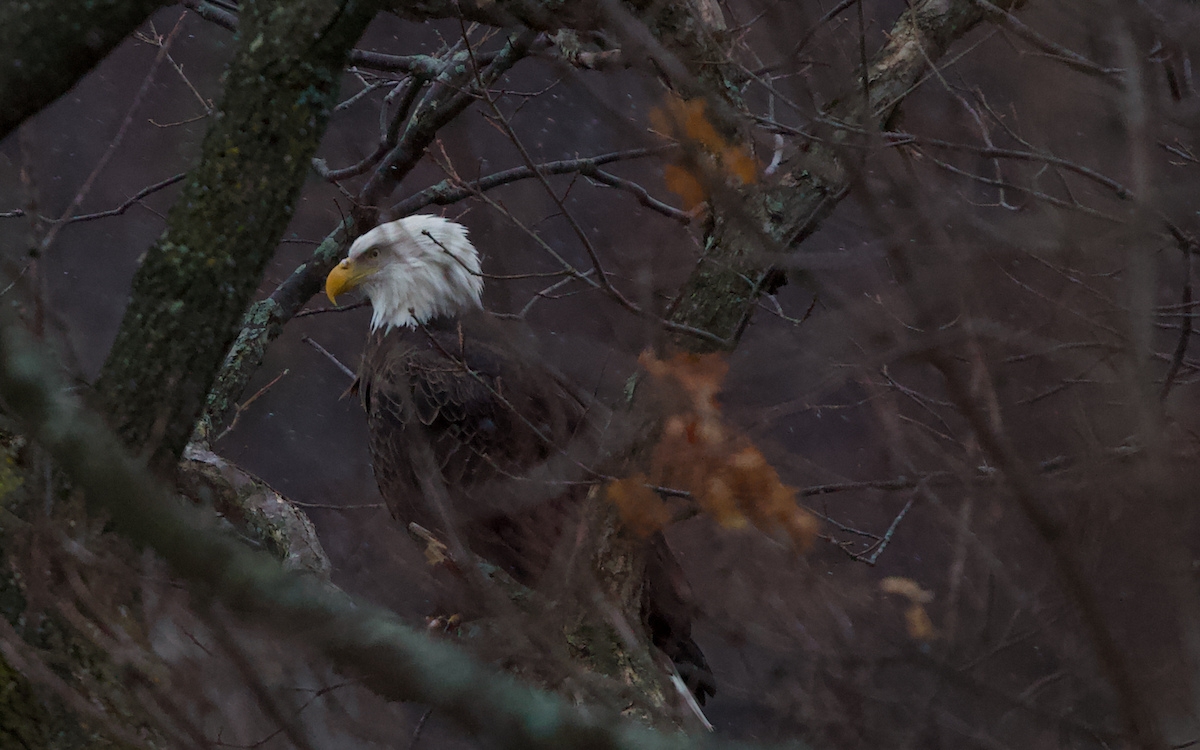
[0,0,169,140]
[0,321,777,750]
[930,350,1169,750]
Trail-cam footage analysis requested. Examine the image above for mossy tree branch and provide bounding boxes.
[94,0,384,471]
[194,220,352,443]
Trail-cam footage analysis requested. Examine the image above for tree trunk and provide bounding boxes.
[94,0,381,472]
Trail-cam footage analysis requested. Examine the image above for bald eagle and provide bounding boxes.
[325,215,714,702]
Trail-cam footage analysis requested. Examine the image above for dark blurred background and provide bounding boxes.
[5,1,1200,748]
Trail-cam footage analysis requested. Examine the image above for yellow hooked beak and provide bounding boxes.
[325,257,378,303]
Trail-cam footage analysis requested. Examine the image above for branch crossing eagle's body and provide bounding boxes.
[327,215,714,702]
[357,312,589,576]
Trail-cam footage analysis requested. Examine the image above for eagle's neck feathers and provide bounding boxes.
[355,215,483,332]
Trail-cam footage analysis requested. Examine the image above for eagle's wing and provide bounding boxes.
[356,315,713,702]
[357,314,593,545]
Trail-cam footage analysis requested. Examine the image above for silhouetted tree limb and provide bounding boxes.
[0,0,170,141]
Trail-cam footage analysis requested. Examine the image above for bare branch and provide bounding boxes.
[973,0,1123,80]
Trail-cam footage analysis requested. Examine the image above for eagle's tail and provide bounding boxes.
[643,532,716,705]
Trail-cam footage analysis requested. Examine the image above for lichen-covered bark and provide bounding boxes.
[0,438,152,750]
[95,0,383,472]
[857,0,1004,122]
[194,220,351,441]
[179,443,333,577]
[667,179,846,350]
[0,0,169,141]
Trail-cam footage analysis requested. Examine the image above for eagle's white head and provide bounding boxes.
[325,215,483,332]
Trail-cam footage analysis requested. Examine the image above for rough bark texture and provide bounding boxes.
[179,443,333,578]
[194,219,351,441]
[0,0,169,141]
[667,179,847,349]
[95,0,383,472]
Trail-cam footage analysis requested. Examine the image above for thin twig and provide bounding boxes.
[1161,236,1194,400]
[207,615,322,750]
[754,0,857,75]
[860,493,916,565]
[467,64,727,346]
[930,349,1169,750]
[39,15,184,255]
[357,31,539,207]
[391,146,672,216]
[216,369,289,442]
[518,269,596,319]
[302,336,356,380]
[408,708,434,750]
[2,173,187,225]
[890,132,1133,199]
[584,168,692,223]
[973,0,1122,80]
[335,78,390,112]
[290,500,386,510]
[294,300,369,319]
[923,153,1121,221]
[138,17,214,115]
[317,75,428,182]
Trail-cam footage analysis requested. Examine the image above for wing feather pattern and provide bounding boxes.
[357,311,591,578]
[355,310,715,703]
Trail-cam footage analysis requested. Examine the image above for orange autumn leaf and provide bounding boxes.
[880,576,934,603]
[703,475,748,528]
[904,604,938,642]
[607,473,672,537]
[607,351,818,548]
[722,145,760,185]
[881,577,939,642]
[408,522,453,568]
[679,99,724,151]
[649,93,761,209]
[650,95,724,152]
[637,350,728,413]
[778,504,821,550]
[663,163,707,211]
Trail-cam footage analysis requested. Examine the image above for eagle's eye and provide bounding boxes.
[365,247,380,260]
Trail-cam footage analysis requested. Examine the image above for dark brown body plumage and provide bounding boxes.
[355,309,715,703]
[356,310,592,579]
